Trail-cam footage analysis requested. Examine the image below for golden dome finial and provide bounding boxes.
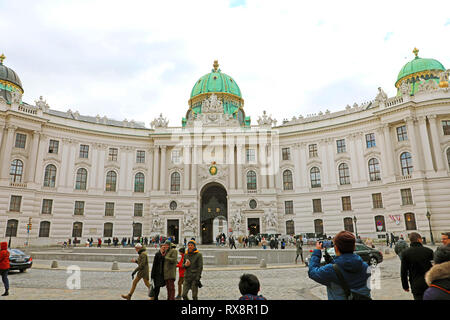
[0,53,5,64]
[213,60,219,72]
[413,47,419,58]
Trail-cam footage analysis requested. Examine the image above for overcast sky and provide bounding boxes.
[1,0,449,127]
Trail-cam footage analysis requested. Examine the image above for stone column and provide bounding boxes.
[227,143,235,189]
[89,144,99,190]
[299,142,308,189]
[268,143,275,189]
[96,144,106,190]
[153,146,160,191]
[355,133,366,182]
[292,144,301,189]
[148,148,154,192]
[26,130,41,183]
[66,141,77,189]
[428,115,446,172]
[236,144,244,190]
[0,125,16,180]
[319,139,329,186]
[326,138,337,186]
[376,127,389,180]
[160,146,167,191]
[183,146,190,190]
[0,126,4,158]
[406,117,422,174]
[260,143,268,190]
[417,116,434,173]
[382,124,395,176]
[191,145,198,190]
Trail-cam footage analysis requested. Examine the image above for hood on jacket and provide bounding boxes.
[425,261,450,286]
[334,253,365,273]
[0,242,7,250]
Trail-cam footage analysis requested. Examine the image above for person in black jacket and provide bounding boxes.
[149,243,166,300]
[400,232,434,300]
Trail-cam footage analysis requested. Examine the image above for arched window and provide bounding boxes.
[374,215,386,232]
[283,170,293,190]
[72,222,83,237]
[134,172,145,193]
[344,217,354,233]
[338,163,350,185]
[314,219,324,235]
[447,148,450,170]
[5,219,19,237]
[43,164,57,187]
[170,172,180,192]
[404,212,417,230]
[105,171,117,191]
[400,152,413,176]
[104,222,113,238]
[75,168,87,190]
[310,167,321,188]
[39,221,51,238]
[247,170,257,190]
[368,158,381,181]
[10,159,23,182]
[133,222,142,238]
[286,220,295,235]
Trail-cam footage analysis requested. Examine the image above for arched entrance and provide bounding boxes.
[200,183,227,244]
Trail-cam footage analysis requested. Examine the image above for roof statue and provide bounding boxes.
[151,113,169,129]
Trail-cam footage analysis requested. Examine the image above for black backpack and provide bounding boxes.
[332,264,372,300]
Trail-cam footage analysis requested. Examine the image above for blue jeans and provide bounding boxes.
[1,270,9,291]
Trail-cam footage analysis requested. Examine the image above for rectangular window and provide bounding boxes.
[284,200,294,214]
[136,150,145,163]
[48,139,59,154]
[42,199,53,214]
[442,120,450,135]
[401,188,413,205]
[79,144,89,158]
[397,125,408,141]
[282,147,291,161]
[134,203,143,217]
[9,195,22,212]
[312,199,322,213]
[372,193,383,209]
[105,202,115,216]
[336,139,346,153]
[342,196,352,211]
[309,144,318,158]
[15,133,27,148]
[246,149,256,163]
[108,148,118,161]
[365,133,376,148]
[74,201,85,215]
[171,150,181,164]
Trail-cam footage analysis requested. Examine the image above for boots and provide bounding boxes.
[121,293,131,300]
[2,290,8,296]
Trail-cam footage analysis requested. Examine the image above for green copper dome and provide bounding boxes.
[190,60,242,98]
[0,53,24,93]
[395,48,445,87]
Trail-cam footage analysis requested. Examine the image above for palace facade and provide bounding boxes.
[1,50,450,245]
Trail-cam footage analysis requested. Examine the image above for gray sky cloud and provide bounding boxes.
[1,0,449,127]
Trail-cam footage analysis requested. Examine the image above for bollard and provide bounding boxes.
[384,248,390,254]
[111,261,120,271]
[51,260,58,268]
[260,259,267,268]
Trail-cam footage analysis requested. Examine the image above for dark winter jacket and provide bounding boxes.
[394,240,409,258]
[308,249,371,300]
[400,242,434,295]
[239,294,267,300]
[423,261,450,300]
[183,249,203,281]
[163,244,178,280]
[133,248,149,280]
[151,250,166,287]
[0,242,10,270]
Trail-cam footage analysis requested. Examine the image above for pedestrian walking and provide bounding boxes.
[230,236,237,249]
[0,242,10,296]
[121,243,150,300]
[176,247,186,300]
[308,231,371,300]
[295,238,304,264]
[182,240,203,300]
[423,245,450,300]
[385,233,390,247]
[149,243,166,300]
[390,233,396,248]
[394,237,409,259]
[238,274,266,300]
[163,240,178,300]
[400,232,434,300]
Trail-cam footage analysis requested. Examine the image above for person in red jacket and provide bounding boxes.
[175,247,186,300]
[0,242,10,296]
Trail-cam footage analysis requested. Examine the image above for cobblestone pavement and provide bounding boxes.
[0,250,417,300]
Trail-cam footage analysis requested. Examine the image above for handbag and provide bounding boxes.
[332,264,372,300]
[148,280,155,298]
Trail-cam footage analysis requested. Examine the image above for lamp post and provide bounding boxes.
[426,211,434,245]
[353,216,358,238]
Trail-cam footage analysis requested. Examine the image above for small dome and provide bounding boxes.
[395,48,445,88]
[0,54,24,94]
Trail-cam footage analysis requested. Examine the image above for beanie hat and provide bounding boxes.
[333,231,356,254]
[188,239,197,246]
[164,240,171,245]
[434,245,450,264]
